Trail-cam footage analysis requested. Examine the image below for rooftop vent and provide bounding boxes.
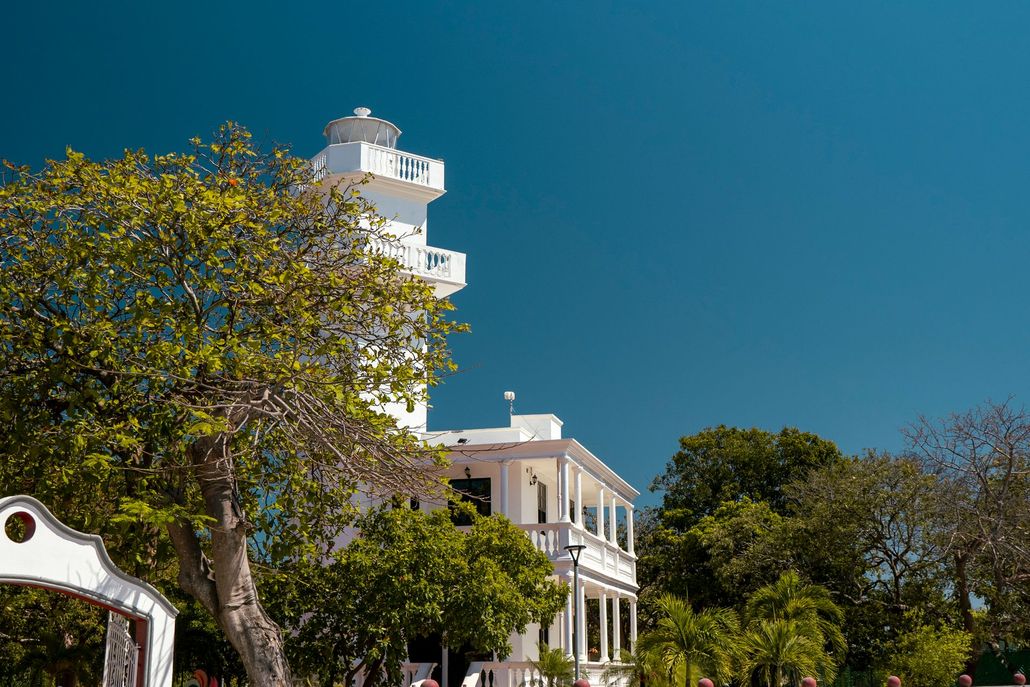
[323,107,401,149]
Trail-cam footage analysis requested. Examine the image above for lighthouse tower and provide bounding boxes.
[311,108,466,432]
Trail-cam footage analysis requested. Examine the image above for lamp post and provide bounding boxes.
[565,544,587,680]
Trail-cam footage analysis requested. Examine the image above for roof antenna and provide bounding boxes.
[504,390,516,416]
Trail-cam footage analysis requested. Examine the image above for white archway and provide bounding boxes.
[0,495,177,687]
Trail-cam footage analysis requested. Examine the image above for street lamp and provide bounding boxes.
[564,544,587,680]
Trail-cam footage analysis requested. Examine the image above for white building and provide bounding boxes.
[312,110,638,687]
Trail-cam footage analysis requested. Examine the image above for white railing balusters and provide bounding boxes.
[312,153,328,183]
[365,146,435,187]
[366,238,457,282]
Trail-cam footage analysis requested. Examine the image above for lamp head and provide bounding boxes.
[565,544,586,564]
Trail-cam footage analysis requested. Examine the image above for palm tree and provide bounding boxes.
[599,648,674,687]
[744,571,846,661]
[637,594,740,687]
[529,643,576,687]
[739,619,836,687]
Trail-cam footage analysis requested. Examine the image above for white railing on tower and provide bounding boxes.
[312,153,328,183]
[365,145,433,186]
[316,142,446,192]
[368,237,463,282]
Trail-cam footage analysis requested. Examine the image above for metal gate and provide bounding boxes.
[102,611,139,687]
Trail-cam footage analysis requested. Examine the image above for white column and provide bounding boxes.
[596,486,606,539]
[574,466,583,528]
[563,574,574,654]
[629,600,638,653]
[612,593,621,658]
[599,591,610,662]
[499,460,510,517]
[577,580,587,662]
[558,456,571,522]
[608,493,619,545]
[441,647,449,687]
[627,505,635,555]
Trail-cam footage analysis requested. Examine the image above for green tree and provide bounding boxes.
[652,427,843,532]
[0,587,105,687]
[739,619,833,687]
[787,454,953,670]
[744,571,846,665]
[876,616,971,687]
[530,643,576,687]
[639,427,841,620]
[599,648,673,687]
[0,125,463,686]
[637,594,740,687]
[267,506,566,687]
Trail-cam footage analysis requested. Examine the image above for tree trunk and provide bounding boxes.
[167,433,293,687]
[954,553,975,634]
[955,552,979,674]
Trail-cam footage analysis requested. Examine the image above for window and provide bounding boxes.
[449,478,491,525]
[537,482,547,524]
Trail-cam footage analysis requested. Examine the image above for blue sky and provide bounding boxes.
[4,2,1030,507]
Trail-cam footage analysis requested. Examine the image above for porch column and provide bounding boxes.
[629,599,638,653]
[612,592,621,657]
[564,573,574,654]
[441,647,449,687]
[499,460,511,517]
[608,493,619,546]
[577,579,587,662]
[596,486,606,539]
[558,456,571,522]
[574,466,583,527]
[626,505,635,555]
[599,591,610,662]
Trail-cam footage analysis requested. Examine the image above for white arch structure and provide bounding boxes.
[0,495,178,687]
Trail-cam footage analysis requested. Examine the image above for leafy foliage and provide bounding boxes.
[530,643,576,687]
[743,572,844,684]
[267,506,566,687]
[637,594,740,687]
[0,587,105,687]
[0,124,465,684]
[876,616,971,687]
[739,619,833,687]
[652,426,843,532]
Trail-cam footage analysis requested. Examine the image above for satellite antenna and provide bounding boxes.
[504,390,515,415]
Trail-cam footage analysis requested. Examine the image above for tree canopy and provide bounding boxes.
[652,426,843,531]
[638,406,1029,681]
[268,506,566,687]
[0,124,464,685]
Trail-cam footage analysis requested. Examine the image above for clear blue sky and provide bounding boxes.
[5,2,1030,507]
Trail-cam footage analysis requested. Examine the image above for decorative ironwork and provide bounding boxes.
[103,611,139,687]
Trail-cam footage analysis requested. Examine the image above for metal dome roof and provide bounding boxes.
[323,107,401,148]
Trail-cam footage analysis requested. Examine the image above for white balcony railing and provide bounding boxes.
[314,142,446,193]
[312,153,328,183]
[368,238,466,288]
[366,145,434,187]
[469,660,632,687]
[517,523,636,587]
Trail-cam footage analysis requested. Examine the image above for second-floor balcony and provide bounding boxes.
[368,237,466,297]
[519,522,636,589]
[312,141,446,199]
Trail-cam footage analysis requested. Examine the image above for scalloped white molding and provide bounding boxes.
[0,495,177,687]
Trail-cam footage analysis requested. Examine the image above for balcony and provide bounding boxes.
[368,237,466,298]
[312,142,445,199]
[519,523,636,588]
